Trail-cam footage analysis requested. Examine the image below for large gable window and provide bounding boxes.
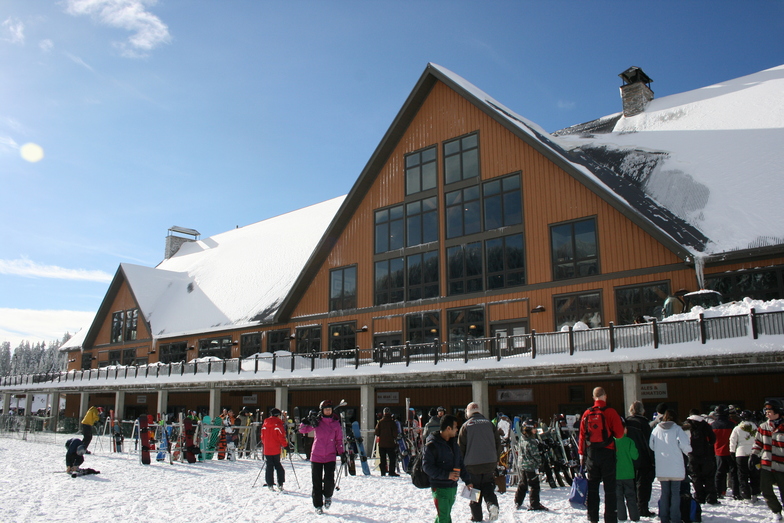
[445,186,481,239]
[405,146,437,195]
[110,308,139,344]
[111,311,124,343]
[406,196,438,247]
[375,258,405,306]
[447,242,483,296]
[124,308,138,341]
[483,174,522,230]
[554,291,602,330]
[375,205,404,254]
[444,133,479,184]
[486,233,525,290]
[330,266,357,311]
[551,218,598,281]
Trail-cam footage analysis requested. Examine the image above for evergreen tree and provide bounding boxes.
[0,342,10,376]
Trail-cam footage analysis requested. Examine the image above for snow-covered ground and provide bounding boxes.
[1,433,776,522]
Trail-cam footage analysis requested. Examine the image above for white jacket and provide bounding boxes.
[729,421,757,457]
[649,421,692,480]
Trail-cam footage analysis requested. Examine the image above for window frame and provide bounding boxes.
[405,145,438,196]
[240,332,261,358]
[159,341,188,364]
[295,326,321,355]
[443,132,480,185]
[446,306,485,353]
[111,311,124,344]
[198,336,233,359]
[446,241,483,296]
[329,322,357,355]
[614,281,670,325]
[374,204,404,254]
[445,185,481,239]
[267,329,291,353]
[550,217,599,281]
[374,257,405,306]
[485,233,526,290]
[553,290,603,330]
[482,173,522,231]
[329,265,358,312]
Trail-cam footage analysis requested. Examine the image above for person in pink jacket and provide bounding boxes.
[299,399,345,515]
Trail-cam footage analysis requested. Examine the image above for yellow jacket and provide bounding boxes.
[81,406,100,426]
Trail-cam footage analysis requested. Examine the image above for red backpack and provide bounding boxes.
[583,406,614,451]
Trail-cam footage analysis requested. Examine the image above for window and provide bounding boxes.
[198,336,232,359]
[329,322,356,354]
[445,186,481,239]
[124,308,138,341]
[447,242,483,296]
[554,291,602,330]
[375,258,405,305]
[447,307,485,352]
[407,251,439,300]
[406,196,438,247]
[551,218,598,280]
[406,311,440,345]
[111,312,124,343]
[405,146,437,195]
[330,266,357,311]
[159,342,188,364]
[491,321,529,355]
[706,266,784,302]
[240,333,261,358]
[268,329,290,353]
[296,326,321,355]
[444,133,479,184]
[483,174,522,230]
[375,205,404,254]
[615,282,670,325]
[486,233,525,290]
[81,352,93,370]
[108,348,137,366]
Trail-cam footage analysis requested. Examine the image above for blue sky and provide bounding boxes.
[1,0,782,348]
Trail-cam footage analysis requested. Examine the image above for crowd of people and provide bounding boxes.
[578,387,784,523]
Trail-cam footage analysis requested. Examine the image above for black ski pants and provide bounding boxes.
[585,447,617,523]
[514,470,540,508]
[379,446,397,475]
[468,471,498,521]
[716,454,736,497]
[311,461,336,508]
[689,454,718,503]
[634,464,655,512]
[264,453,285,487]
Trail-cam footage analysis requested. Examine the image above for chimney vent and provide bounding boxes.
[619,66,653,117]
[165,226,200,259]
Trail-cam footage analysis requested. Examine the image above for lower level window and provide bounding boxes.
[268,330,290,353]
[447,307,485,352]
[159,342,188,364]
[615,282,669,325]
[554,291,602,330]
[296,327,321,355]
[329,322,356,354]
[240,333,261,358]
[198,337,232,359]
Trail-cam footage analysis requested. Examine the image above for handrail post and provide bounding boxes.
[463,339,468,364]
[531,330,537,359]
[495,332,502,362]
[568,326,575,356]
[750,307,758,339]
[272,353,277,373]
[405,341,411,367]
[379,343,385,368]
[354,347,359,369]
[609,322,615,352]
[699,313,707,344]
[652,318,659,348]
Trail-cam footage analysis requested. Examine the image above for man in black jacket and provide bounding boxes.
[423,415,472,523]
[458,402,503,522]
[683,409,719,504]
[626,401,655,517]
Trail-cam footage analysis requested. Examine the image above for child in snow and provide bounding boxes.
[615,425,640,521]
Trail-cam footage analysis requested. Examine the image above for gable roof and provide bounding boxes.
[554,64,784,260]
[84,196,345,346]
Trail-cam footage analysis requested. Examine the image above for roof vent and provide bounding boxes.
[165,226,200,260]
[619,66,653,117]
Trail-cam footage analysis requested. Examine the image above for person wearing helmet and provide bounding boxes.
[299,400,344,515]
[751,399,784,521]
[730,409,759,502]
[261,408,289,490]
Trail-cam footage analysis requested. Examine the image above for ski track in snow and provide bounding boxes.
[1,435,774,522]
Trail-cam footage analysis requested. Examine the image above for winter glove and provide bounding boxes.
[340,452,347,464]
[749,454,761,470]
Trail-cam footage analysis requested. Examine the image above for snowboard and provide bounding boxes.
[184,418,198,463]
[353,421,371,475]
[206,416,222,459]
[338,410,356,475]
[138,415,151,465]
[395,420,409,472]
[157,418,168,461]
[199,416,211,460]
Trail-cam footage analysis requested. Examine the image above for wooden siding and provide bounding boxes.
[92,279,151,350]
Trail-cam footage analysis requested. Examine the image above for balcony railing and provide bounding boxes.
[1,308,782,387]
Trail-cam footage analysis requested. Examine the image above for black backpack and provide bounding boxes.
[410,445,431,489]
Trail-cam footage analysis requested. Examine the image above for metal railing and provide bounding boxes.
[1,308,782,386]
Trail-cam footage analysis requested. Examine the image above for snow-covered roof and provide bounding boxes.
[426,63,784,260]
[111,196,345,340]
[58,325,89,352]
[553,64,784,257]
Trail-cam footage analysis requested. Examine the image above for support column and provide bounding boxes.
[24,393,34,416]
[49,391,61,432]
[472,380,489,417]
[114,391,126,420]
[2,392,10,414]
[79,392,90,418]
[360,384,375,441]
[622,371,641,413]
[274,387,288,413]
[209,388,221,418]
[156,389,168,418]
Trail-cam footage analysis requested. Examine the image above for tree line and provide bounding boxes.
[0,333,71,377]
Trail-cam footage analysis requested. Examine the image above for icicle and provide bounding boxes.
[694,255,706,289]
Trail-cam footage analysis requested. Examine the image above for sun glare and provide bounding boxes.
[20,143,45,163]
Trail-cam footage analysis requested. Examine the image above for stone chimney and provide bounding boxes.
[619,66,653,117]
[165,226,200,259]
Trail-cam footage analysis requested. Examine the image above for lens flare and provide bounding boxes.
[20,143,44,163]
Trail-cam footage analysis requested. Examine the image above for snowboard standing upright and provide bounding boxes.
[352,421,371,475]
[395,419,409,472]
[184,418,198,463]
[138,415,151,465]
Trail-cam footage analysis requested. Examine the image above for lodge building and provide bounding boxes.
[2,63,783,433]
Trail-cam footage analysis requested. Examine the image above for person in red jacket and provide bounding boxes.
[578,387,625,523]
[712,404,738,499]
[261,408,289,490]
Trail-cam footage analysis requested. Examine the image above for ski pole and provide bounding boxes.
[335,458,347,491]
[251,460,267,488]
[287,452,300,488]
